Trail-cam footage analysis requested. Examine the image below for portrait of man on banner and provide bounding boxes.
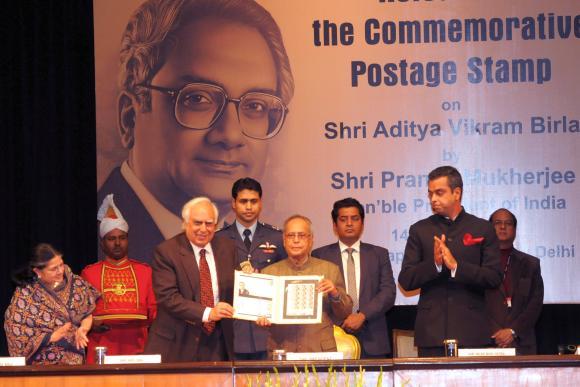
[96,0,294,262]
[93,0,580,307]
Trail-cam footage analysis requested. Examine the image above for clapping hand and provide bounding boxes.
[434,234,457,271]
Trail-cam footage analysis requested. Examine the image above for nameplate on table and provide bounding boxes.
[0,357,25,366]
[458,348,516,357]
[103,354,162,364]
[285,352,344,361]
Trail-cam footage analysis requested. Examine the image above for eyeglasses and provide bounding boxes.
[284,232,311,241]
[138,82,288,140]
[493,220,515,227]
[43,262,65,273]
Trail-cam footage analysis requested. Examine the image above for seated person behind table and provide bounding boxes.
[257,215,352,353]
[4,243,100,365]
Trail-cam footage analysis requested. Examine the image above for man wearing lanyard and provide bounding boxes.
[486,208,544,355]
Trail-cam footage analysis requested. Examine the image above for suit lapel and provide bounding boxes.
[358,242,370,302]
[177,234,200,300]
[230,221,245,245]
[498,279,507,299]
[495,251,508,298]
[212,240,226,299]
[496,250,521,300]
[329,243,344,277]
[508,251,523,299]
[229,222,250,264]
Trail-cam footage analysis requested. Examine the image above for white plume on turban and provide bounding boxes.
[97,194,129,238]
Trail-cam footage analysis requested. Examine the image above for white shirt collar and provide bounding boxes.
[338,239,361,253]
[235,221,258,240]
[189,241,214,258]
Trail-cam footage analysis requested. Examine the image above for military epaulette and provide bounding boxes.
[259,222,281,231]
[216,221,234,232]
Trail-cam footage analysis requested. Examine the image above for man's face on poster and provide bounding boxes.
[129,18,277,205]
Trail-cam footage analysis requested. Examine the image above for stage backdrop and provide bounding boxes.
[94,0,579,305]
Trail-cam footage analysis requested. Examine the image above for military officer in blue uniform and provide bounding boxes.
[216,177,285,360]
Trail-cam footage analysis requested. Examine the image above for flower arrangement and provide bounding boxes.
[244,365,384,386]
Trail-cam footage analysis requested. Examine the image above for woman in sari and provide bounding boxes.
[4,243,100,365]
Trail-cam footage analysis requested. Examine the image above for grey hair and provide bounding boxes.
[283,214,313,236]
[181,196,219,228]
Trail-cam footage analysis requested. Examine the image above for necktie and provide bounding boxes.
[346,248,359,313]
[243,229,252,251]
[199,249,215,334]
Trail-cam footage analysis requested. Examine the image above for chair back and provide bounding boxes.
[333,325,361,359]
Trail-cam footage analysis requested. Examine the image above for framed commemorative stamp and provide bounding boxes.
[233,271,323,324]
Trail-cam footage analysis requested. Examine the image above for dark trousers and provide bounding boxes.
[197,324,227,361]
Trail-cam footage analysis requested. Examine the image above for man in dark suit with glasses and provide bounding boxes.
[486,208,544,355]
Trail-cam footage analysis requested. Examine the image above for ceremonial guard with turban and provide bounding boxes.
[81,194,157,363]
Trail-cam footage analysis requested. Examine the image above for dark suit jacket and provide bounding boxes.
[144,233,236,362]
[485,248,544,354]
[216,221,285,353]
[312,242,396,356]
[398,209,502,348]
[98,167,165,264]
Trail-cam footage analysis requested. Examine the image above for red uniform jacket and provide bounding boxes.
[81,258,157,363]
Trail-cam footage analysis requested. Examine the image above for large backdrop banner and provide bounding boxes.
[94,0,579,304]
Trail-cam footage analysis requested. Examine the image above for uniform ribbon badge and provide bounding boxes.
[463,233,484,246]
[258,242,277,254]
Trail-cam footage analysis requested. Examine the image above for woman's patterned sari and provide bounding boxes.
[4,266,100,365]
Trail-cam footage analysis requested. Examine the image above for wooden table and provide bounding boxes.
[1,355,579,386]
